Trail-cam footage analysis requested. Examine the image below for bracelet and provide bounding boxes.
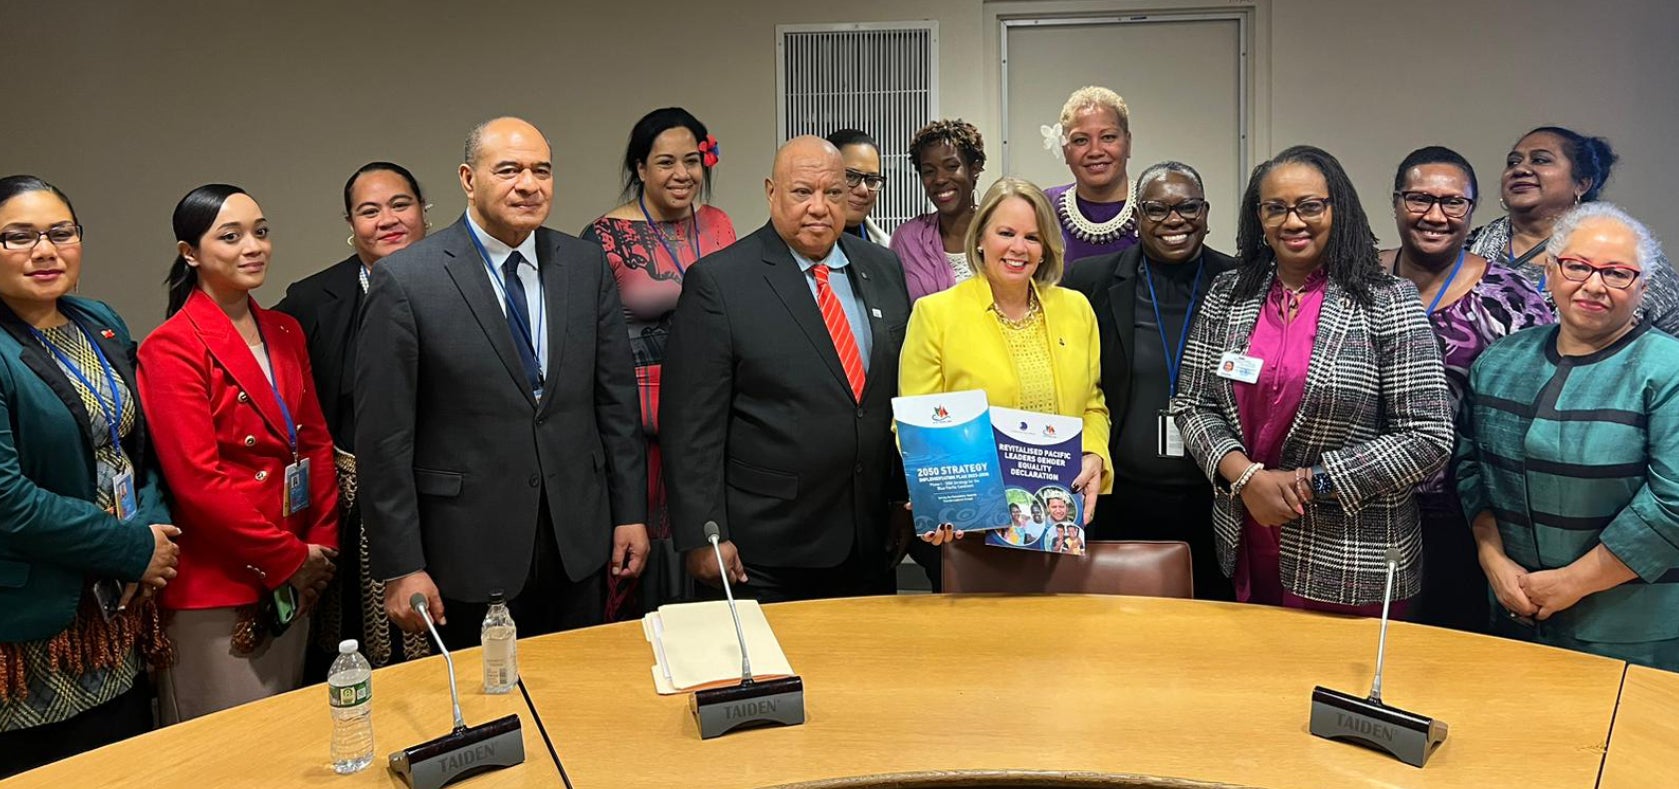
[1230,462,1264,497]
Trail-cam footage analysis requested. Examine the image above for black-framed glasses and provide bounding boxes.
[1395,191,1474,219]
[1555,256,1641,289]
[844,169,886,192]
[1138,198,1208,222]
[1,225,82,251]
[1258,198,1331,226]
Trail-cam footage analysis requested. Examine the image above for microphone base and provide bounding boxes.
[1309,686,1447,767]
[691,676,806,739]
[388,713,526,789]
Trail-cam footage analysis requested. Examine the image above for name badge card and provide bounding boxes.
[283,457,311,516]
[1156,410,1185,458]
[113,470,138,521]
[1216,351,1263,384]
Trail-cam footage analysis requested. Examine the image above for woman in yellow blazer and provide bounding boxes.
[900,177,1112,546]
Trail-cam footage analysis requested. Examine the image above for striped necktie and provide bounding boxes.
[811,264,866,401]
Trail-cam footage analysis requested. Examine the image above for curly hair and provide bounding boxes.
[1059,86,1130,134]
[909,119,986,172]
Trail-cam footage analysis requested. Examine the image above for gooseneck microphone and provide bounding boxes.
[1369,547,1400,704]
[704,521,753,683]
[411,593,466,732]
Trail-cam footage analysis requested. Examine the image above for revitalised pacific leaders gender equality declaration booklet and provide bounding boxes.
[892,390,1009,536]
[985,407,1087,555]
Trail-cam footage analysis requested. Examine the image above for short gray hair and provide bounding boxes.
[1548,202,1664,269]
[1135,160,1205,194]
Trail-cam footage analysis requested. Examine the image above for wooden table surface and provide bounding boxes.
[1599,664,1679,789]
[518,595,1630,789]
[7,595,1670,788]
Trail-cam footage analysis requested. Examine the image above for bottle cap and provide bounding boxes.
[339,639,358,654]
[489,590,506,605]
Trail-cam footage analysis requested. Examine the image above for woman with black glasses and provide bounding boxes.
[827,129,890,245]
[1457,203,1679,671]
[1380,146,1552,631]
[1172,146,1453,616]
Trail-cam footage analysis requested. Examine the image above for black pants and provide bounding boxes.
[0,676,153,778]
[1086,477,1234,601]
[1414,494,1490,633]
[435,500,604,651]
[699,541,895,605]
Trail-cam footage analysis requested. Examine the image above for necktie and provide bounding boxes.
[501,252,543,395]
[812,264,866,401]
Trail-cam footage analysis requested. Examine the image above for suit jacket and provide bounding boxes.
[355,216,645,601]
[0,297,168,642]
[1170,269,1453,606]
[1063,245,1239,458]
[662,223,911,567]
[138,290,339,610]
[899,276,1114,492]
[273,255,363,448]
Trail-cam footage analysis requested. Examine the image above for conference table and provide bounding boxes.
[4,595,1672,788]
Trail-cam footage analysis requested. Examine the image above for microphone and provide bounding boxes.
[387,592,527,789]
[689,520,806,739]
[1309,545,1448,767]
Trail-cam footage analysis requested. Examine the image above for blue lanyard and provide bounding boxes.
[1424,248,1467,316]
[29,320,128,455]
[252,321,298,458]
[466,224,546,378]
[638,195,700,274]
[1142,254,1204,398]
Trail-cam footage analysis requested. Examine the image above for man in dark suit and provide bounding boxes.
[356,117,647,648]
[662,136,911,603]
[1063,161,1237,600]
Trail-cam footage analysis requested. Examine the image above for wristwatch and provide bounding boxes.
[1309,465,1334,499]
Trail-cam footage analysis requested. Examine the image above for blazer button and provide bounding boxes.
[854,463,864,474]
[256,470,269,481]
[237,392,250,403]
[856,407,865,418]
[528,475,540,488]
[244,435,256,447]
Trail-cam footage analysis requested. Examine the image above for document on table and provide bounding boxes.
[642,599,796,695]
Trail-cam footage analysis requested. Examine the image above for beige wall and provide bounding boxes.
[2,0,1673,334]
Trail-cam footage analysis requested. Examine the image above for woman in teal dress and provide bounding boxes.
[1457,202,1679,671]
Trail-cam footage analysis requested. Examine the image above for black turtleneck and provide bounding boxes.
[1116,253,1207,486]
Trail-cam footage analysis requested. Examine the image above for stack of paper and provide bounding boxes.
[643,600,796,695]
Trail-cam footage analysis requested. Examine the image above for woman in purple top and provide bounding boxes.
[1380,146,1553,632]
[890,119,985,302]
[1172,146,1453,616]
[1044,86,1139,267]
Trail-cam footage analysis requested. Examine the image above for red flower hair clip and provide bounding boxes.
[699,134,721,167]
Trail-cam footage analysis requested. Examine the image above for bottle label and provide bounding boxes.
[329,679,371,708]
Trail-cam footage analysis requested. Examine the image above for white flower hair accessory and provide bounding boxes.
[1040,123,1067,157]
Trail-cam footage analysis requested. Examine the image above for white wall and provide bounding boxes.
[1,0,1673,334]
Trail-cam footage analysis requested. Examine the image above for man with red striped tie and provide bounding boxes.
[662,136,913,603]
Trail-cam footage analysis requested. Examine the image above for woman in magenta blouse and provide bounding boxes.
[1171,146,1453,616]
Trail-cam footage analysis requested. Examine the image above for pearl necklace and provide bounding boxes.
[1057,178,1136,244]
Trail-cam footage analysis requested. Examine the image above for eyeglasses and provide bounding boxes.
[351,199,424,221]
[1,225,82,251]
[1259,198,1331,226]
[1138,198,1208,222]
[845,169,886,192]
[1554,256,1641,290]
[1395,191,1474,219]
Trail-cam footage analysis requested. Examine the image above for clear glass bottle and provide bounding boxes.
[481,591,518,694]
[327,639,374,774]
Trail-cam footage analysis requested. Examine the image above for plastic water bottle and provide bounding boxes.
[482,591,518,694]
[327,639,374,774]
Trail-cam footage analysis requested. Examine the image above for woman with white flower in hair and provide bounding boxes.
[1043,86,1138,269]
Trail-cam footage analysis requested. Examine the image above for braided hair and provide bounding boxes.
[1233,145,1384,307]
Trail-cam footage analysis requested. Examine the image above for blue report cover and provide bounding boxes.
[985,407,1086,555]
[892,390,1009,535]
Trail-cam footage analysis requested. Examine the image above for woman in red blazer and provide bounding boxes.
[138,185,339,723]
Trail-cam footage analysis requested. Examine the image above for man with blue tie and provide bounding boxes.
[662,136,912,603]
[356,117,647,647]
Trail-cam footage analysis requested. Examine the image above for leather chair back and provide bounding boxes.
[941,539,1194,598]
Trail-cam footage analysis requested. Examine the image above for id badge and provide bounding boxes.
[112,470,138,522]
[1216,351,1263,384]
[283,457,310,517]
[1156,410,1185,458]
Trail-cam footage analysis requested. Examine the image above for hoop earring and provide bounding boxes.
[346,236,355,247]
[1498,197,1508,211]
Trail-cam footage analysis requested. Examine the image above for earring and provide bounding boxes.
[1499,197,1509,211]
[346,235,355,247]
[424,219,433,230]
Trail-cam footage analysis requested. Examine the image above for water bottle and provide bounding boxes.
[482,591,518,694]
[327,638,374,774]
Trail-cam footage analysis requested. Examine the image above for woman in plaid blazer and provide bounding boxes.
[1171,146,1453,613]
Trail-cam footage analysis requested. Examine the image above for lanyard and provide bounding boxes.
[1423,248,1467,316]
[466,224,547,382]
[251,321,298,458]
[638,195,700,274]
[1509,233,1551,291]
[1141,253,1204,398]
[29,320,127,454]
